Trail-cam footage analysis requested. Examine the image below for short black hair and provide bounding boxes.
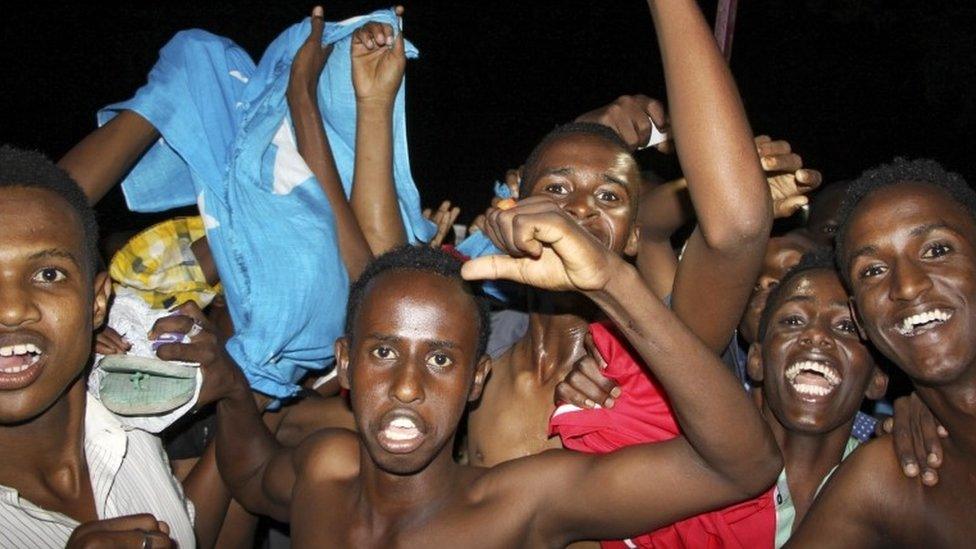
[345,245,491,359]
[834,158,976,285]
[758,248,837,342]
[0,145,99,273]
[519,122,633,199]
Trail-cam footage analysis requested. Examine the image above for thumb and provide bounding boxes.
[393,27,406,56]
[776,195,809,218]
[309,6,325,43]
[461,255,524,283]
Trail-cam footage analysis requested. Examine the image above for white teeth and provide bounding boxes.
[897,309,952,335]
[390,417,417,430]
[784,360,842,387]
[0,343,42,357]
[792,384,833,396]
[0,353,40,374]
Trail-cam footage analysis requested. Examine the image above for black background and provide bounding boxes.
[2,0,975,234]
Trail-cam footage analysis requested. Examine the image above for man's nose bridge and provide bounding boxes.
[391,356,424,400]
[891,257,931,299]
[563,191,596,218]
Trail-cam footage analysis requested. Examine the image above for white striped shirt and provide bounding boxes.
[0,393,195,548]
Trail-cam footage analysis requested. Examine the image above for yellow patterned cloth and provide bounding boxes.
[109,216,221,309]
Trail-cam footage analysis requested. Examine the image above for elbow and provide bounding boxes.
[699,212,772,253]
[732,438,783,498]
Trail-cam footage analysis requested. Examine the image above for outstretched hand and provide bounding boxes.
[461,196,618,292]
[555,332,621,409]
[289,6,332,100]
[352,6,407,106]
[754,135,822,218]
[423,200,461,248]
[575,94,671,153]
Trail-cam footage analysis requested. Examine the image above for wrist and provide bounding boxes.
[356,97,395,114]
[586,257,641,307]
[286,87,319,109]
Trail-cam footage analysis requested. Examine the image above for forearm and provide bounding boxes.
[58,110,159,205]
[649,0,770,248]
[588,262,780,493]
[351,101,407,253]
[288,91,372,279]
[214,372,290,517]
[181,441,230,549]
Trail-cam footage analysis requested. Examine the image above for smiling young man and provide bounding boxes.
[0,146,192,548]
[465,0,772,467]
[787,158,976,547]
[748,252,887,545]
[211,213,780,547]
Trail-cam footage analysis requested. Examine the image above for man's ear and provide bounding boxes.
[849,297,869,340]
[335,337,351,391]
[747,342,764,383]
[865,366,889,400]
[623,221,641,257]
[467,355,492,402]
[92,271,112,329]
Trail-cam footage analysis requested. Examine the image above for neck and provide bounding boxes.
[519,292,592,381]
[915,366,976,457]
[0,377,88,489]
[358,438,461,523]
[763,401,853,485]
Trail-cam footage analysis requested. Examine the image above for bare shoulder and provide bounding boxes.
[294,428,360,482]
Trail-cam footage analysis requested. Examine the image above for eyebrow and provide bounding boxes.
[540,167,574,178]
[365,333,458,349]
[601,173,628,188]
[910,222,950,238]
[848,244,878,263]
[28,248,80,268]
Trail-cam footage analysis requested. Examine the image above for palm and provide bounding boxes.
[352,43,405,102]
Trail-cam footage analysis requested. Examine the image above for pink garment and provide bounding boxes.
[549,321,775,549]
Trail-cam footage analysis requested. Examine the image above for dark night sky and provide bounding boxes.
[2,0,975,235]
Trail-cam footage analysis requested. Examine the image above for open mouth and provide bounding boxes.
[376,410,428,454]
[895,308,953,337]
[784,359,841,397]
[0,342,45,389]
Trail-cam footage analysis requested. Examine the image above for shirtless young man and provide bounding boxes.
[788,158,976,547]
[465,0,774,466]
[207,201,781,547]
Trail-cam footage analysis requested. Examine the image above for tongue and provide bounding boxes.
[795,371,831,389]
[0,355,32,370]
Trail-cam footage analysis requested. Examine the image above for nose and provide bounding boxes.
[0,280,41,329]
[389,362,424,405]
[889,258,932,302]
[561,192,598,221]
[798,323,834,349]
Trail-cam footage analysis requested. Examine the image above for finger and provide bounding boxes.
[447,206,461,226]
[461,254,525,283]
[395,5,405,16]
[393,25,406,56]
[308,7,325,41]
[882,416,894,434]
[149,315,197,341]
[422,208,432,219]
[794,169,822,190]
[761,153,803,173]
[354,27,376,50]
[919,407,944,469]
[368,23,389,47]
[484,207,521,257]
[753,134,772,145]
[171,301,207,324]
[155,341,210,363]
[85,514,162,533]
[158,521,170,536]
[469,214,486,234]
[555,380,598,409]
[565,366,612,407]
[775,195,809,218]
[504,169,520,197]
[756,139,792,157]
[891,399,920,477]
[105,329,132,351]
[577,356,618,406]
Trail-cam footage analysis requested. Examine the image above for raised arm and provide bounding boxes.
[350,10,409,253]
[289,7,372,279]
[57,110,159,205]
[464,198,781,544]
[654,0,771,353]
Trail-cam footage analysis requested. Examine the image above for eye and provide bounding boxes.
[836,318,857,334]
[921,242,952,259]
[858,264,887,279]
[823,224,838,235]
[32,268,67,283]
[371,346,397,360]
[543,183,568,195]
[596,190,621,202]
[780,314,804,327]
[426,353,453,370]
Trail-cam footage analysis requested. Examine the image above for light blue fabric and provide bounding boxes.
[456,180,522,302]
[99,9,434,398]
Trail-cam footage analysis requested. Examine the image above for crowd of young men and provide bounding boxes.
[1,0,973,547]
